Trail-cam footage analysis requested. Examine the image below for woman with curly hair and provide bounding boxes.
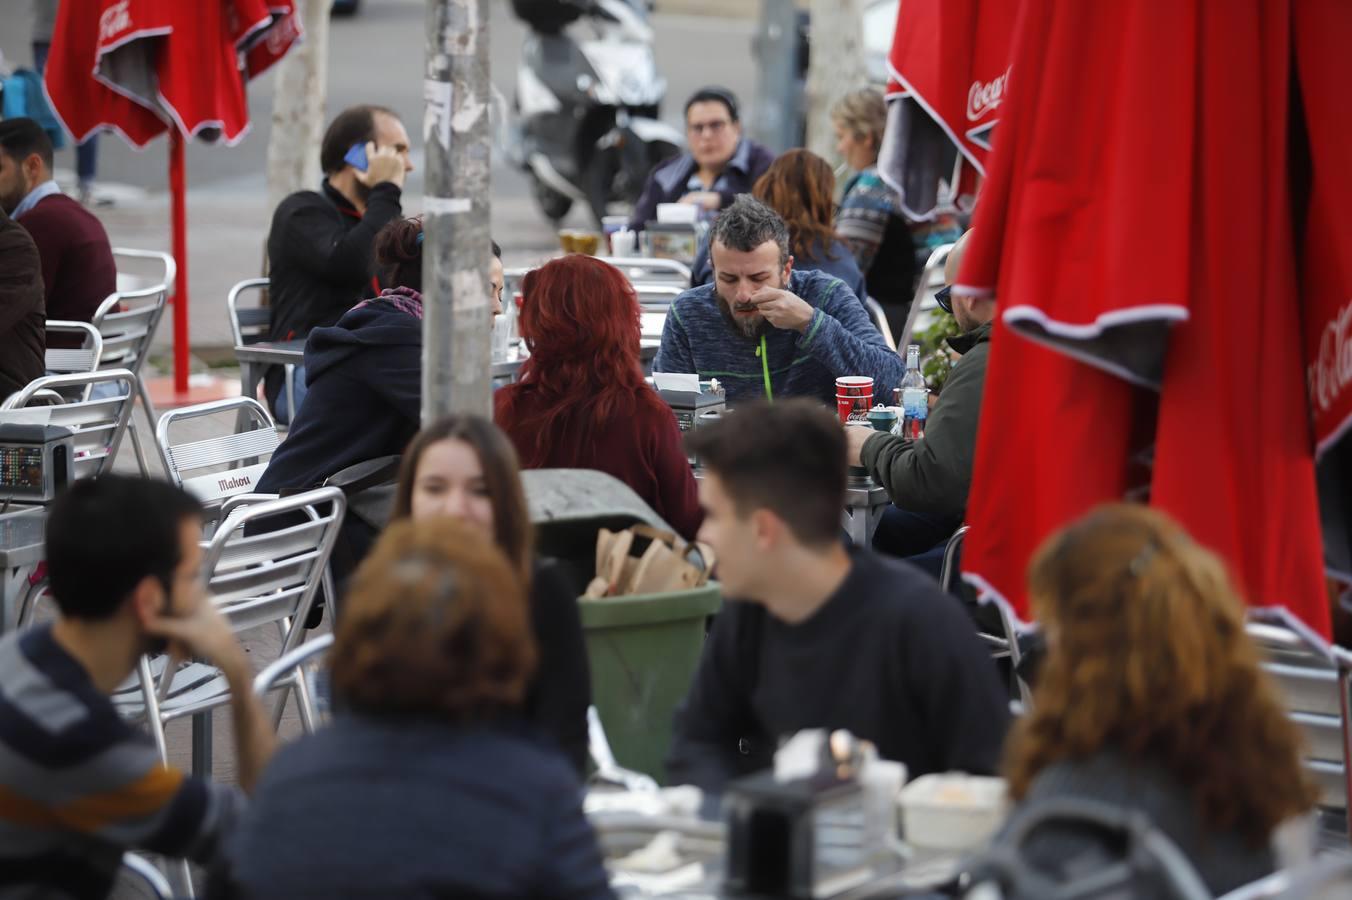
[494,254,702,540]
[994,504,1317,894]
[223,518,614,899]
[691,150,867,304]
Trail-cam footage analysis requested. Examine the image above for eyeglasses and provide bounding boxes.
[935,285,954,315]
[688,120,731,137]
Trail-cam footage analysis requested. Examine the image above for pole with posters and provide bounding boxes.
[422,0,493,420]
[751,0,801,153]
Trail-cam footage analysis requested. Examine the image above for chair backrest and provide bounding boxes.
[112,248,176,297]
[202,487,346,652]
[0,369,137,479]
[898,242,955,348]
[253,632,333,726]
[1219,857,1352,900]
[865,296,898,351]
[156,397,280,509]
[118,853,173,900]
[630,281,685,309]
[43,321,104,377]
[599,256,693,284]
[92,285,166,375]
[1246,614,1352,817]
[227,277,272,347]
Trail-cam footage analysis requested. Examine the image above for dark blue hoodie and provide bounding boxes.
[257,292,422,495]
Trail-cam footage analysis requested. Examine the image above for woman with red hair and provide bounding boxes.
[495,255,702,540]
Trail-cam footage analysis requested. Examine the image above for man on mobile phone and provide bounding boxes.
[0,475,277,896]
[264,104,414,422]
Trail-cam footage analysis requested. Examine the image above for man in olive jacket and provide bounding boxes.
[845,231,992,568]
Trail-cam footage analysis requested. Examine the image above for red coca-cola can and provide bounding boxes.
[836,376,874,424]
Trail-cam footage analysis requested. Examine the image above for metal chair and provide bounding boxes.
[113,488,347,757]
[253,632,334,735]
[112,247,176,296]
[599,256,693,284]
[588,706,658,794]
[0,369,138,479]
[44,321,104,377]
[1219,857,1352,900]
[156,397,280,521]
[117,853,174,900]
[91,284,168,476]
[898,242,955,348]
[1246,610,1352,837]
[630,281,685,309]
[864,296,898,351]
[227,278,298,417]
[939,526,1032,706]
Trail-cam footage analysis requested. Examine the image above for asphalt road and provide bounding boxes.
[0,0,758,211]
[0,1,760,349]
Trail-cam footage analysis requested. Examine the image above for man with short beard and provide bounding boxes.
[263,105,413,421]
[0,476,275,896]
[654,195,902,405]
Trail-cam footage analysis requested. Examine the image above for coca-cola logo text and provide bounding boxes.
[99,0,132,44]
[967,67,1011,122]
[1309,299,1352,414]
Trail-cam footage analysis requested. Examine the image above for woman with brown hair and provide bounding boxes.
[223,518,614,899]
[691,149,868,304]
[993,504,1316,895]
[389,415,592,775]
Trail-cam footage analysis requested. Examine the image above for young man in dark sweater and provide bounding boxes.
[0,205,45,400]
[667,400,1010,795]
[263,104,413,420]
[0,118,116,336]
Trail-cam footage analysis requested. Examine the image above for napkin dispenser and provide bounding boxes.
[723,771,876,899]
[659,388,727,434]
[0,424,76,504]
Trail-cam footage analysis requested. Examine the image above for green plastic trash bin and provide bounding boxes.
[522,469,721,783]
[579,583,722,784]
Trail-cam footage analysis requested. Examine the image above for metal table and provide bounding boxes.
[843,476,891,547]
[0,506,47,632]
[234,340,305,410]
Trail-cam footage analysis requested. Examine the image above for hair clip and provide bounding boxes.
[416,232,424,246]
[1127,541,1159,577]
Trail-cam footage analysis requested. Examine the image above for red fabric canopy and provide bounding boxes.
[879,0,1016,220]
[44,0,300,147]
[958,0,1338,638]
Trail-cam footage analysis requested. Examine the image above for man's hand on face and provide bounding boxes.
[748,286,815,333]
[845,424,876,465]
[356,141,407,190]
[143,587,247,676]
[678,191,722,211]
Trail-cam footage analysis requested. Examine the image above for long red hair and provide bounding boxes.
[497,255,655,467]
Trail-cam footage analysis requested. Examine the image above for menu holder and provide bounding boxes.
[644,222,699,263]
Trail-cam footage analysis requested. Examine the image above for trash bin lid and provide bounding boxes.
[522,469,673,534]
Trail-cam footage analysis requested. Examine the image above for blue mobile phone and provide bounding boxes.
[344,143,369,172]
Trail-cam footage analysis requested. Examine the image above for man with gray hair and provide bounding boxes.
[654,195,903,405]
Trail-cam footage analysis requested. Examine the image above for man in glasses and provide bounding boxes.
[627,87,774,232]
[845,229,996,573]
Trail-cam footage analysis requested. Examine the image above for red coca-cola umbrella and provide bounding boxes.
[878,0,1016,221]
[43,0,301,395]
[957,0,1346,639]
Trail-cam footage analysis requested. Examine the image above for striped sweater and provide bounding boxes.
[653,269,904,406]
[0,625,244,898]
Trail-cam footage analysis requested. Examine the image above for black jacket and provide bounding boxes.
[264,181,402,402]
[861,320,993,526]
[526,561,592,776]
[627,138,775,232]
[0,207,45,401]
[257,293,421,496]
